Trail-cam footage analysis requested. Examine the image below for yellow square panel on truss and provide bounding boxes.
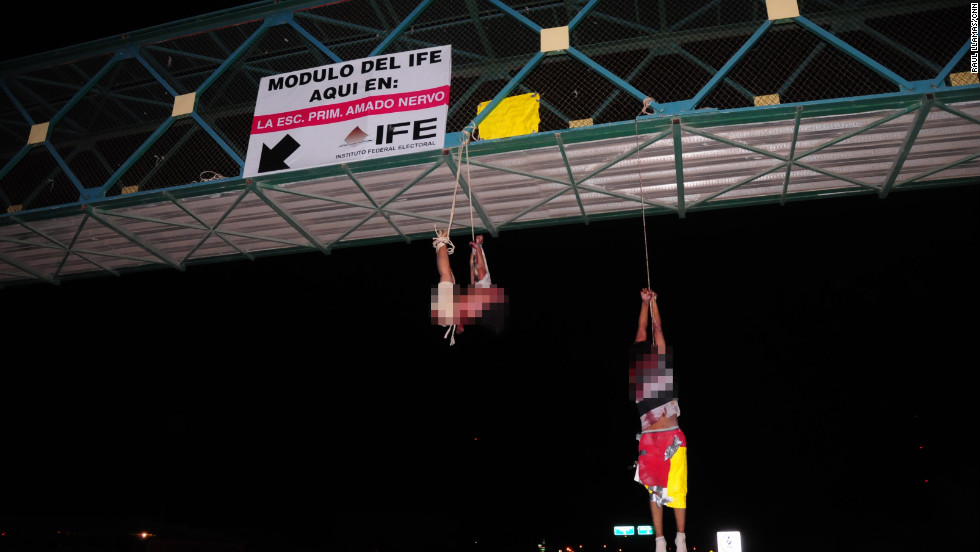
[754,94,780,106]
[569,118,593,128]
[766,0,799,20]
[121,185,139,195]
[476,93,541,140]
[7,205,22,213]
[172,92,196,117]
[28,122,49,145]
[541,26,569,52]
[950,72,980,86]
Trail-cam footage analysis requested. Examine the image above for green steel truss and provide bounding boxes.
[0,0,977,287]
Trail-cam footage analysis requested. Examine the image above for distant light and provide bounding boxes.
[717,530,741,552]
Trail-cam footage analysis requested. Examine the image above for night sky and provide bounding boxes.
[2,183,977,552]
[2,4,978,551]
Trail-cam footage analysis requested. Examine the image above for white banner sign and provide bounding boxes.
[244,46,451,177]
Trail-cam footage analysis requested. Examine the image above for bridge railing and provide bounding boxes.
[0,0,975,215]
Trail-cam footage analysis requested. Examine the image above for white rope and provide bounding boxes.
[441,132,472,240]
[467,135,475,244]
[191,171,227,183]
[633,116,652,292]
[435,131,476,254]
[635,113,656,337]
[463,134,479,285]
[433,231,454,255]
[641,97,655,116]
[435,131,476,347]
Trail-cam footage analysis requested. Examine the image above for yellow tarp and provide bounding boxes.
[476,93,540,140]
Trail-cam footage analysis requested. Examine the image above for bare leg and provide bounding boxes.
[650,502,664,538]
[651,502,667,552]
[674,508,687,552]
[674,508,686,533]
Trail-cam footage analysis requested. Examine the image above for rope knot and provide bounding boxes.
[641,97,656,115]
[433,227,455,255]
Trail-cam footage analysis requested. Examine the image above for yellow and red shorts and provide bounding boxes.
[635,427,687,508]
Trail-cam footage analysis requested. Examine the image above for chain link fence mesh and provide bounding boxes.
[0,0,973,214]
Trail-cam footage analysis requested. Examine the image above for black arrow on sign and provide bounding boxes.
[258,134,301,173]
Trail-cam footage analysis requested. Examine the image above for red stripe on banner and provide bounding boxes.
[250,85,450,134]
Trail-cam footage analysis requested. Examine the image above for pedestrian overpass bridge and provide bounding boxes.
[1,0,976,288]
